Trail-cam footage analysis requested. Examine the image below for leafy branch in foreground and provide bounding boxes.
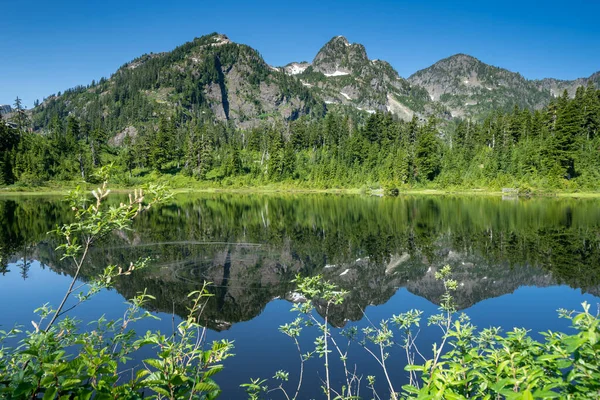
[242,275,362,400]
[248,266,600,399]
[45,181,169,331]
[0,183,234,399]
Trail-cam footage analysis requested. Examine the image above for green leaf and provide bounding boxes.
[537,354,561,362]
[169,374,187,386]
[144,358,164,370]
[14,381,35,396]
[402,384,420,394]
[61,378,81,389]
[136,369,150,380]
[76,391,93,400]
[195,381,220,392]
[204,365,224,378]
[43,388,58,400]
[532,390,561,398]
[150,386,170,396]
[521,390,534,400]
[563,336,587,353]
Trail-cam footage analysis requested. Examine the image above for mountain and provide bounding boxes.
[535,71,600,97]
[284,36,434,121]
[28,33,599,138]
[407,54,554,118]
[0,105,11,116]
[408,54,600,118]
[31,33,324,132]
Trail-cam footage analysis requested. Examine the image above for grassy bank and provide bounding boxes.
[3,182,600,198]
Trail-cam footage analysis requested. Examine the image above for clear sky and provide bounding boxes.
[1,0,599,108]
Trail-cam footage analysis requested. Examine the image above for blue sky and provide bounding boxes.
[1,0,599,108]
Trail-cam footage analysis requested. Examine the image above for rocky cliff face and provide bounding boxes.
[141,33,324,129]
[283,62,310,75]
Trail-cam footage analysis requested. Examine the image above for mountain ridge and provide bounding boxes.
[28,32,600,136]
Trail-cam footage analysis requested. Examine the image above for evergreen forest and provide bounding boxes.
[1,84,599,192]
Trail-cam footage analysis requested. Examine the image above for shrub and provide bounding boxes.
[0,182,233,399]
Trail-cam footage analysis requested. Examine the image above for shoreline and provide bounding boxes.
[1,185,600,198]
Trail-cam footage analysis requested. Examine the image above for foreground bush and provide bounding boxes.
[0,182,233,399]
[250,267,600,399]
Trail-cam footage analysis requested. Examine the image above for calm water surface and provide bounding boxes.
[1,194,599,398]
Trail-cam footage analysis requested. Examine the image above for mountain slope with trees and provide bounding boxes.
[2,82,600,191]
[31,33,324,135]
[408,54,552,118]
[2,32,600,191]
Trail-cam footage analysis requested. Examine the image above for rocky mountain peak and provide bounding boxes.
[0,104,12,116]
[333,35,350,46]
[443,53,481,65]
[209,33,231,46]
[411,54,484,79]
[408,53,552,117]
[291,35,430,121]
[311,35,369,76]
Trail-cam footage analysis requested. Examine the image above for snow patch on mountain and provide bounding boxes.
[324,70,350,77]
[357,107,376,114]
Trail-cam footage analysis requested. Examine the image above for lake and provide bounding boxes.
[1,193,599,399]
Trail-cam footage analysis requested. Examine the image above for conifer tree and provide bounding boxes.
[150,116,173,171]
[12,96,29,133]
[121,135,136,177]
[414,118,441,182]
[267,129,284,179]
[282,142,296,178]
[548,98,580,179]
[583,83,600,141]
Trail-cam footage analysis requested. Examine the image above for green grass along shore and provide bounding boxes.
[1,180,600,198]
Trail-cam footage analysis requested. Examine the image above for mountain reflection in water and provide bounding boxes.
[1,194,599,331]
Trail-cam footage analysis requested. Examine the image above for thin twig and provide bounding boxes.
[45,237,92,331]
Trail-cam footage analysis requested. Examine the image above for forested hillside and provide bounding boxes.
[1,83,599,190]
[29,33,324,134]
